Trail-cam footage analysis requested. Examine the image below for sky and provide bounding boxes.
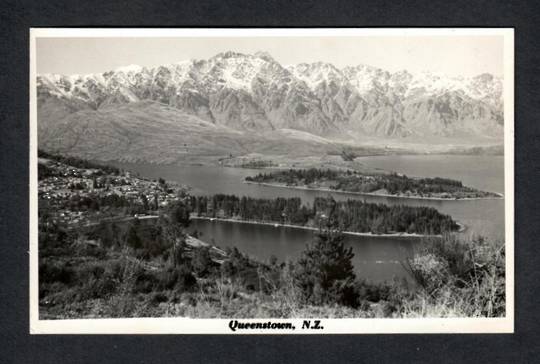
[36,35,504,77]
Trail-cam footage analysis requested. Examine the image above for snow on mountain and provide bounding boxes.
[37,51,504,140]
[288,62,345,90]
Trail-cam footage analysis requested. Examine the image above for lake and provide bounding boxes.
[112,155,504,283]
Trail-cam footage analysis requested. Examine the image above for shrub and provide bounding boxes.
[355,280,393,302]
[220,248,262,291]
[80,275,118,300]
[104,259,125,280]
[76,262,105,281]
[221,247,250,278]
[39,260,74,285]
[407,253,450,293]
[157,267,180,290]
[151,292,169,304]
[175,265,197,292]
[157,264,197,293]
[403,235,505,317]
[221,260,236,278]
[133,269,160,294]
[192,246,213,277]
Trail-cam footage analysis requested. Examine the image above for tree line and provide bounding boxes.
[188,194,459,235]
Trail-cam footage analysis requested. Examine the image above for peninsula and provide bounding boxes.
[188,194,460,236]
[245,168,502,200]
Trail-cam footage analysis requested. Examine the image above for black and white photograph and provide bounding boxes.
[29,28,514,333]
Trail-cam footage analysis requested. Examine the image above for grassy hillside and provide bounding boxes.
[38,100,502,165]
[38,101,360,164]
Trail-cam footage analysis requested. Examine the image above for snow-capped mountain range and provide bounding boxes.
[37,51,503,140]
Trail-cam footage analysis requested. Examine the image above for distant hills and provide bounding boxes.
[37,51,504,162]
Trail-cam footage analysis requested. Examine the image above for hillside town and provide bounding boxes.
[38,154,186,228]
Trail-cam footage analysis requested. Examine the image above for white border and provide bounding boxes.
[29,28,514,334]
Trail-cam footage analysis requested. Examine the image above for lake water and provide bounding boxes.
[112,155,504,283]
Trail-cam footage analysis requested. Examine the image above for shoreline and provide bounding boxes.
[244,181,504,201]
[190,215,447,239]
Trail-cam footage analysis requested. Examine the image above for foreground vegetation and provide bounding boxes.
[246,168,501,200]
[39,200,504,319]
[189,194,459,235]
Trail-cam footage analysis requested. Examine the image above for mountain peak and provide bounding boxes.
[37,50,504,141]
[212,51,248,59]
[253,51,275,63]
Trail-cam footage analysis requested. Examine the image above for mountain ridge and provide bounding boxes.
[37,51,504,160]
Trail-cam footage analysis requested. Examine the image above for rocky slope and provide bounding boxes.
[38,51,503,139]
[36,52,504,162]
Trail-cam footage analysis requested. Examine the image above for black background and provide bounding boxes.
[1,0,539,362]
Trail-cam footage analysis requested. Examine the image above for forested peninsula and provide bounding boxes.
[245,168,502,200]
[188,194,460,236]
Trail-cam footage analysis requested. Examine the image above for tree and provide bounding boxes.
[153,193,159,210]
[173,239,189,267]
[294,229,359,307]
[159,201,192,267]
[141,194,149,211]
[126,223,141,249]
[95,221,114,248]
[192,246,212,276]
[168,201,191,228]
[161,221,188,268]
[111,222,121,247]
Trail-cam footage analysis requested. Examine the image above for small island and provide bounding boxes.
[245,168,503,200]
